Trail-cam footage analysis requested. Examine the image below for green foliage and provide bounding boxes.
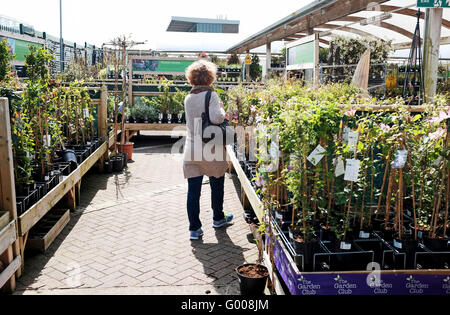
[227,79,450,241]
[249,54,261,82]
[0,39,14,82]
[227,54,240,65]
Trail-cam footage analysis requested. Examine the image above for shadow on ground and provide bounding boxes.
[190,227,246,295]
[15,165,129,293]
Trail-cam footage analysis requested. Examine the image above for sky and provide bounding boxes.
[0,0,449,56]
[0,0,313,52]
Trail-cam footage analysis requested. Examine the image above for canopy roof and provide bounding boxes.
[226,0,450,53]
[167,16,240,33]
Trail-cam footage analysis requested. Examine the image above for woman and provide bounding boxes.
[184,60,233,240]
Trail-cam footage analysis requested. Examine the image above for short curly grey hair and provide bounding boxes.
[185,59,217,86]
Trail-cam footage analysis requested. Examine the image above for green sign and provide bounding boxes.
[132,59,195,74]
[417,0,450,7]
[0,36,43,61]
[287,40,315,70]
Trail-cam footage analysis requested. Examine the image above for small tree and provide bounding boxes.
[250,54,261,81]
[227,53,240,65]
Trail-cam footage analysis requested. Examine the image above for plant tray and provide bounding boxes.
[27,209,70,253]
[270,225,450,295]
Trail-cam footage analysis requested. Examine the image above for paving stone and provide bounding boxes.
[17,138,258,294]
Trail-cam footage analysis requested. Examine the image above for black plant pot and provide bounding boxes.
[236,264,268,296]
[291,236,318,268]
[104,160,113,174]
[57,149,78,171]
[319,226,337,243]
[393,238,419,269]
[121,153,128,168]
[112,155,124,172]
[424,236,449,252]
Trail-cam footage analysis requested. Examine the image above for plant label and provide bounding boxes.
[340,242,352,250]
[83,108,90,118]
[392,150,408,169]
[335,156,345,177]
[418,231,423,239]
[393,240,402,249]
[289,230,294,240]
[344,159,360,182]
[347,131,359,152]
[307,145,326,166]
[359,231,370,239]
[343,127,350,144]
[44,135,51,148]
[275,212,283,220]
[45,176,50,181]
[433,156,443,168]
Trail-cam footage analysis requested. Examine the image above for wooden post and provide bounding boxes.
[423,8,443,103]
[98,86,108,172]
[0,98,19,292]
[314,33,320,88]
[265,42,271,82]
[128,58,134,107]
[245,50,251,82]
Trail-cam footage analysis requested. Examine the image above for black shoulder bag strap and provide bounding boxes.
[204,91,212,123]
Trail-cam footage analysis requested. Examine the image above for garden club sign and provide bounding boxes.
[417,0,450,7]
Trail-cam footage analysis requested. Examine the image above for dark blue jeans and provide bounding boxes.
[187,176,225,231]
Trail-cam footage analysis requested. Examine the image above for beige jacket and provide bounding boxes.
[183,89,229,179]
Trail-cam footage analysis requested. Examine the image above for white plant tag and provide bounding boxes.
[347,131,359,152]
[392,150,408,169]
[307,145,326,166]
[433,157,443,168]
[44,135,51,148]
[275,212,283,220]
[45,176,50,181]
[393,240,402,249]
[344,159,361,182]
[83,108,90,118]
[289,230,294,240]
[343,127,350,144]
[340,242,352,250]
[359,231,370,239]
[418,231,423,239]
[335,156,345,177]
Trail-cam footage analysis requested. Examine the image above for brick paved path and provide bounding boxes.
[15,136,259,295]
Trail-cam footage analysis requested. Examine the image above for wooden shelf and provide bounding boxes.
[226,145,264,221]
[0,221,16,256]
[18,139,111,236]
[28,209,70,253]
[0,212,9,231]
[0,255,21,290]
[124,123,187,131]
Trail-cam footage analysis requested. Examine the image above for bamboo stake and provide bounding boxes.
[344,129,360,240]
[327,121,345,225]
[369,145,375,226]
[432,167,446,238]
[377,150,391,218]
[384,168,395,226]
[444,120,450,237]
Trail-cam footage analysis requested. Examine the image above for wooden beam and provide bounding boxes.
[98,86,108,172]
[393,36,450,51]
[318,24,381,39]
[330,16,415,40]
[229,0,391,54]
[378,5,450,29]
